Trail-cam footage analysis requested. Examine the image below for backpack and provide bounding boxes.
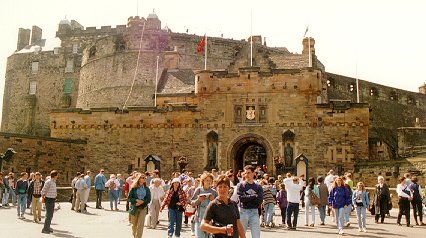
[109,179,117,190]
[309,187,320,206]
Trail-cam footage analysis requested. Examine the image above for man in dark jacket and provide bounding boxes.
[317,176,329,225]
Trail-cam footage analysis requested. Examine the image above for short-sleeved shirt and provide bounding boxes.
[204,198,240,238]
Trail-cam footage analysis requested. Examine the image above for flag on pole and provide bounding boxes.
[197,35,206,54]
[304,26,309,38]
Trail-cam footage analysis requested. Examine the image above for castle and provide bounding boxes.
[1,13,425,185]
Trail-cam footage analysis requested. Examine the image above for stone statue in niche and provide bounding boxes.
[208,142,217,168]
[284,143,294,167]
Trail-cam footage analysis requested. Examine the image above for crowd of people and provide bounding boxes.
[1,167,426,237]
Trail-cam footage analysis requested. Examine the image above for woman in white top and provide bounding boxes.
[396,176,413,227]
[304,177,320,227]
[149,178,165,229]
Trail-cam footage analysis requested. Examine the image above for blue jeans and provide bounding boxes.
[17,194,27,216]
[195,222,210,238]
[108,190,118,210]
[264,203,275,225]
[6,189,16,205]
[318,205,326,223]
[286,202,299,228]
[344,204,352,223]
[168,208,183,237]
[355,206,367,229]
[240,208,260,238]
[334,207,345,231]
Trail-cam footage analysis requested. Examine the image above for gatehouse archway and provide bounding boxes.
[228,134,274,173]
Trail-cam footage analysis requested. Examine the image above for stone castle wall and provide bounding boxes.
[0,132,86,186]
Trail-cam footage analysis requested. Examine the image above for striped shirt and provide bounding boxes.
[33,180,43,195]
[41,178,57,199]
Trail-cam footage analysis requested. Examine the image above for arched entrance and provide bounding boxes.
[229,134,273,172]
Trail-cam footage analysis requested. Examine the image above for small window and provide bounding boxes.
[29,81,37,95]
[65,60,73,73]
[31,61,39,74]
[370,87,379,97]
[72,44,78,54]
[64,79,72,94]
[349,83,356,92]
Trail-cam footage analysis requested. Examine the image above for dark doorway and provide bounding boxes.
[234,142,267,171]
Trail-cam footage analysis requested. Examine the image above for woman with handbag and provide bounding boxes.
[396,176,413,227]
[128,173,151,238]
[161,178,187,238]
[304,177,320,227]
[352,182,369,232]
[191,173,218,238]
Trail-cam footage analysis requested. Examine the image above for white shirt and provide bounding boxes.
[283,178,303,203]
[396,184,412,198]
[324,174,335,191]
[149,185,165,201]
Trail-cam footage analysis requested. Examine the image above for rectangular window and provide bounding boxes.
[54,47,60,55]
[72,44,78,54]
[29,81,37,95]
[31,61,39,74]
[65,60,73,73]
[64,79,72,94]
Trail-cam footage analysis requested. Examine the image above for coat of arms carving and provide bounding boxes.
[246,106,255,120]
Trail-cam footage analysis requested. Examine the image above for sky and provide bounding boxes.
[1,0,426,127]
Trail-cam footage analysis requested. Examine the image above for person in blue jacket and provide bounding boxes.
[328,176,351,235]
[352,182,370,232]
[94,169,107,209]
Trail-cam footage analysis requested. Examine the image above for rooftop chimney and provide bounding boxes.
[30,26,42,45]
[16,28,31,51]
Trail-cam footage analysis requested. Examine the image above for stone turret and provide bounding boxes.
[146,11,161,30]
[16,28,31,51]
[419,82,426,94]
[127,16,145,28]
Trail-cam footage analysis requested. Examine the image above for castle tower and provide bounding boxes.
[146,11,161,30]
[419,82,426,94]
[30,25,42,44]
[127,16,145,28]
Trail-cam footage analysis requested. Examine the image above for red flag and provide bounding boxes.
[197,35,206,54]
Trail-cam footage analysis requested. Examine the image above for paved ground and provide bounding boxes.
[0,201,425,237]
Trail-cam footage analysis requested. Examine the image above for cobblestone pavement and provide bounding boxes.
[1,201,425,237]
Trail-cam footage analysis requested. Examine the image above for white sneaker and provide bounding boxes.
[358,228,362,232]
[339,230,344,235]
[362,228,367,233]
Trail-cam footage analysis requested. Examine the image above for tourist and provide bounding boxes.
[191,173,218,238]
[128,173,151,238]
[188,178,200,236]
[317,176,329,225]
[276,183,288,227]
[328,176,351,235]
[283,175,303,230]
[74,173,88,212]
[237,165,263,238]
[324,170,335,218]
[94,169,106,209]
[145,171,153,187]
[70,172,81,211]
[6,172,16,206]
[28,172,44,222]
[117,173,124,204]
[304,177,319,227]
[211,169,219,180]
[183,178,194,227]
[161,177,187,238]
[352,182,369,232]
[125,171,137,212]
[27,172,35,210]
[83,171,91,211]
[342,175,353,227]
[404,173,412,186]
[149,178,165,229]
[16,172,28,219]
[41,170,58,234]
[409,176,425,225]
[396,176,413,227]
[373,176,391,223]
[200,174,246,238]
[261,179,275,227]
[0,172,6,207]
[105,174,120,211]
[150,170,166,188]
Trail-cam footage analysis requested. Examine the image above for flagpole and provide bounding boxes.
[204,34,208,70]
[154,55,159,107]
[250,11,253,67]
